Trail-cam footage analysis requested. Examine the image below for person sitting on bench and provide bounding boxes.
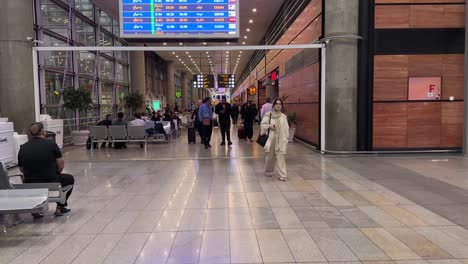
[18,122,74,217]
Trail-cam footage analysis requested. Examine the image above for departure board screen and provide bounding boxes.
[217,74,235,88]
[194,74,215,88]
[120,0,239,39]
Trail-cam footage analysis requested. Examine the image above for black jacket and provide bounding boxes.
[215,103,232,124]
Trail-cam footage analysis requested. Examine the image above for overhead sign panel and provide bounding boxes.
[193,74,215,89]
[217,74,235,89]
[119,0,240,39]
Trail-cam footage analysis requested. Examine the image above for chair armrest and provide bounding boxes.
[12,182,62,191]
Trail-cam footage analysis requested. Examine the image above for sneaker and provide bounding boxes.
[265,172,273,177]
[221,142,226,146]
[31,213,44,219]
[54,207,71,217]
[279,177,287,182]
[228,141,233,145]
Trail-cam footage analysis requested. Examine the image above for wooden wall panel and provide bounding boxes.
[409,5,465,28]
[442,76,464,100]
[443,54,464,77]
[374,103,408,126]
[442,101,464,124]
[374,56,409,78]
[407,125,441,148]
[374,78,409,101]
[441,124,463,147]
[408,55,443,77]
[407,102,442,125]
[375,5,410,28]
[373,126,407,148]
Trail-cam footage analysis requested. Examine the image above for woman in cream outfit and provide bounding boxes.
[260,98,289,181]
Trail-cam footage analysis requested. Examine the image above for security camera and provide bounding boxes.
[26,37,44,44]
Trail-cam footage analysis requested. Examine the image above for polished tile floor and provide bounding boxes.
[3,126,468,264]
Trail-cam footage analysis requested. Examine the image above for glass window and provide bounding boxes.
[44,71,73,105]
[116,85,129,107]
[76,18,95,45]
[101,82,114,105]
[78,78,98,103]
[114,41,128,62]
[100,56,114,80]
[99,33,113,56]
[99,11,112,32]
[75,0,94,19]
[116,64,129,83]
[40,0,70,37]
[78,52,96,74]
[42,35,72,69]
[113,19,120,37]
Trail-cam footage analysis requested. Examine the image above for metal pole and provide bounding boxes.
[320,46,327,152]
[32,49,40,122]
[464,2,468,156]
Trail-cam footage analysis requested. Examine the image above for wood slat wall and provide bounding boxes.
[372,0,465,150]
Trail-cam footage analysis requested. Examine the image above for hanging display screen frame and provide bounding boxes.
[119,0,240,39]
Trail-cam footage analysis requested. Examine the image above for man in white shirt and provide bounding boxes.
[260,97,273,119]
[129,113,146,126]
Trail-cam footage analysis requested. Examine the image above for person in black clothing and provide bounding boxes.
[151,110,163,122]
[163,108,172,121]
[18,122,74,218]
[231,103,239,126]
[215,97,233,145]
[97,114,113,148]
[242,101,257,142]
[192,100,203,143]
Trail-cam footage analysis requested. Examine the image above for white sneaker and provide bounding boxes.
[279,177,287,182]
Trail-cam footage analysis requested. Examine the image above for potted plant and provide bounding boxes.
[124,91,144,114]
[62,87,93,145]
[287,112,297,143]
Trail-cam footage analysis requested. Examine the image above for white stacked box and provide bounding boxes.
[41,119,64,149]
[0,122,14,168]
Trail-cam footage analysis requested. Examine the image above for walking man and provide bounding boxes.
[215,97,233,146]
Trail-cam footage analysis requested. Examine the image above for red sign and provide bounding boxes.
[408,77,441,100]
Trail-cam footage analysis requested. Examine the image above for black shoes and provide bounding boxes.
[228,141,233,146]
[55,207,71,217]
[221,142,226,146]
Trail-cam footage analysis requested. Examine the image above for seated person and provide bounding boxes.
[18,122,74,218]
[97,114,113,148]
[112,112,128,149]
[151,110,163,122]
[129,113,146,126]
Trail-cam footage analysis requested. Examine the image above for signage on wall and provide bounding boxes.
[249,86,257,96]
[175,91,182,99]
[193,74,215,89]
[268,68,279,85]
[152,100,161,110]
[119,0,240,39]
[408,77,441,101]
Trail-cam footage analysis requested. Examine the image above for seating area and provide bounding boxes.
[88,121,176,149]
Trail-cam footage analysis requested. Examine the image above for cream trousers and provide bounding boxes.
[264,135,287,179]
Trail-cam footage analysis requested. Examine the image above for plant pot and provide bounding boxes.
[288,127,296,143]
[71,130,90,146]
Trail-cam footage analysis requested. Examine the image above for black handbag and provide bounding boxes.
[257,113,272,147]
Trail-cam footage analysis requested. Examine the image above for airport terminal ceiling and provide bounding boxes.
[91,0,286,82]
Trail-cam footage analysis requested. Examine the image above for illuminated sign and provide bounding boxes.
[217,74,235,89]
[408,77,441,101]
[152,100,161,110]
[249,86,257,96]
[193,74,215,89]
[175,91,182,98]
[119,0,240,39]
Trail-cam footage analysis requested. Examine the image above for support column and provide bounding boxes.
[0,0,35,133]
[181,72,189,110]
[166,61,175,109]
[324,0,359,151]
[464,1,468,156]
[129,50,146,111]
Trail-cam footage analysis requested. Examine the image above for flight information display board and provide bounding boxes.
[217,74,235,88]
[194,74,215,88]
[120,0,239,39]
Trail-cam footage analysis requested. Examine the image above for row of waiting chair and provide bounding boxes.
[88,121,174,148]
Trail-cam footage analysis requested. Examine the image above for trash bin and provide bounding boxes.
[45,131,56,144]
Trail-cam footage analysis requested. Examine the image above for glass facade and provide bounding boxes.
[35,0,130,141]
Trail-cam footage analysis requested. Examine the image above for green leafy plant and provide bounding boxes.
[287,112,297,127]
[124,91,144,112]
[62,87,93,113]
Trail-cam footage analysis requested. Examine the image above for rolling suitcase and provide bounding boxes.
[188,127,196,144]
[238,126,247,140]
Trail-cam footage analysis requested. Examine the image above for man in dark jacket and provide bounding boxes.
[215,97,233,145]
[192,100,203,143]
[231,103,240,126]
[97,114,112,148]
[242,101,257,142]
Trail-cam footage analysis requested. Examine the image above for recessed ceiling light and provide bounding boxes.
[163,42,167,45]
[242,42,246,45]
[246,28,250,32]
[226,42,230,45]
[179,42,183,46]
[244,36,248,39]
[176,55,179,58]
[172,52,176,54]
[203,42,207,45]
